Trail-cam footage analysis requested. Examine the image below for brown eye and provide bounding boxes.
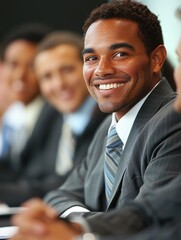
[84,56,97,62]
[114,51,128,58]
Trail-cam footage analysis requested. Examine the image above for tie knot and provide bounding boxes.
[106,125,123,148]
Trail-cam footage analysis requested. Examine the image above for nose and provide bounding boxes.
[94,57,115,77]
[51,73,66,89]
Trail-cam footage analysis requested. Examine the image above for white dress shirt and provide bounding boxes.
[0,97,44,157]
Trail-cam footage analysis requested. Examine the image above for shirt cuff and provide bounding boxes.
[61,206,90,218]
[74,233,100,240]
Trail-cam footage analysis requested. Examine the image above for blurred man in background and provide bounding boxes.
[0,28,107,207]
[0,23,62,206]
[33,30,107,180]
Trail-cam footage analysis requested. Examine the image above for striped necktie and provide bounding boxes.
[1,123,14,156]
[104,125,123,204]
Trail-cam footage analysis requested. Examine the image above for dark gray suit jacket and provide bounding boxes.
[97,222,181,240]
[85,170,181,238]
[45,78,181,221]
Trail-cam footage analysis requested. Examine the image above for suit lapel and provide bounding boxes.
[87,117,111,211]
[106,78,174,209]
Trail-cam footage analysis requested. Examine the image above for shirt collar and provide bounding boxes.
[108,81,160,148]
[110,82,159,147]
[64,96,96,135]
[25,97,44,135]
[116,96,146,147]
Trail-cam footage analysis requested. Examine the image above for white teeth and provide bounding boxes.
[99,83,124,90]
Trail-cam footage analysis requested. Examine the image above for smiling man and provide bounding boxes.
[44,0,180,217]
[82,19,160,119]
[10,1,181,240]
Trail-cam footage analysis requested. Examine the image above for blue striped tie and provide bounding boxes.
[104,125,123,204]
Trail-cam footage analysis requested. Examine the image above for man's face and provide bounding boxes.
[174,39,181,112]
[2,40,39,105]
[34,44,89,113]
[83,19,163,120]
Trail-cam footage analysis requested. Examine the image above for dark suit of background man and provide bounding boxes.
[10,1,181,240]
[31,30,107,197]
[0,23,57,206]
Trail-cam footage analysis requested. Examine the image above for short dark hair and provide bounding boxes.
[83,0,164,55]
[0,23,51,60]
[36,31,83,61]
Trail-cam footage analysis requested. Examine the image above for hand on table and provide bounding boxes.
[10,198,83,240]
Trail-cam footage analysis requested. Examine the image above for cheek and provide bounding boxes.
[83,65,92,84]
[28,75,37,85]
[28,80,39,93]
[3,68,13,81]
[83,74,93,95]
[40,82,51,97]
[69,72,84,85]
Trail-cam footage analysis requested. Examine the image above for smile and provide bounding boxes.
[98,83,125,90]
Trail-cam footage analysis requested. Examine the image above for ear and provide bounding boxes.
[151,45,167,73]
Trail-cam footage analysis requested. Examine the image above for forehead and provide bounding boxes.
[37,44,80,62]
[5,40,36,54]
[4,40,37,62]
[84,18,140,47]
[35,44,83,73]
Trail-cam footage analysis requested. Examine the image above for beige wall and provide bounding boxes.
[142,0,181,67]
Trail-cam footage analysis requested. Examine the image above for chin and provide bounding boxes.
[98,102,117,114]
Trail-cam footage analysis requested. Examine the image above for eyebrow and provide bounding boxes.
[82,42,135,56]
[82,48,94,55]
[109,43,134,51]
